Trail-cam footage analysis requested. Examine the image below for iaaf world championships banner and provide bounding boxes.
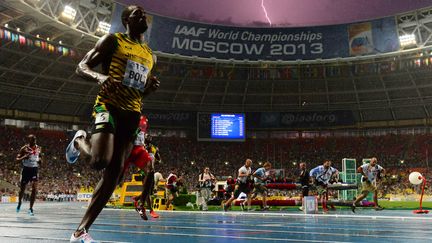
[110,4,400,61]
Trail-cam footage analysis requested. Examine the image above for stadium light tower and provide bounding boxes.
[399,34,417,49]
[59,5,76,24]
[96,21,111,36]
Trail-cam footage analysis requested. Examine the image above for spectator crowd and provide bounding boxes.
[1,125,431,200]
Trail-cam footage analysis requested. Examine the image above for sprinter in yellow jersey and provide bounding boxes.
[67,5,160,243]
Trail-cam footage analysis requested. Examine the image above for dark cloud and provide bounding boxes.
[123,0,432,27]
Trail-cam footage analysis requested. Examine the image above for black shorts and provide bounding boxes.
[234,182,250,198]
[253,184,267,194]
[301,186,309,197]
[167,186,178,197]
[21,167,38,186]
[92,103,140,139]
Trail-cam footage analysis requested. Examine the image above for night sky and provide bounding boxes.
[120,0,432,27]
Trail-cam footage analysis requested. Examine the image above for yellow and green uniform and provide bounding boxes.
[92,33,155,134]
[94,33,154,112]
[147,144,161,162]
[148,144,157,154]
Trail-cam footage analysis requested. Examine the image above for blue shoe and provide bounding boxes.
[28,208,34,216]
[65,130,86,164]
[16,204,21,213]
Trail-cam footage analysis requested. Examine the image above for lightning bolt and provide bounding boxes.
[261,0,272,26]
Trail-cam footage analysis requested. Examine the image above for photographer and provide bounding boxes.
[298,162,310,211]
[351,157,385,213]
[309,160,339,213]
[252,162,271,210]
[198,167,216,211]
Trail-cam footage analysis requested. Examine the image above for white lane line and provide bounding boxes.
[7,211,429,228]
[1,214,431,233]
[0,225,351,243]
[144,213,432,226]
[0,234,130,243]
[156,210,432,221]
[1,217,431,234]
[9,206,431,222]
[0,235,68,242]
[1,222,432,241]
[94,228,352,243]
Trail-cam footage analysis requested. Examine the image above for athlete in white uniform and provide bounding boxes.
[352,157,385,212]
[16,134,42,216]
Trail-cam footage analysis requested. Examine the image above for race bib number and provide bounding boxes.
[95,112,109,124]
[123,59,149,92]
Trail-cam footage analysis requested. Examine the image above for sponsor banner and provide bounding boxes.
[142,110,196,127]
[1,196,10,203]
[110,4,399,61]
[348,17,399,56]
[0,196,17,203]
[349,22,373,55]
[249,111,355,128]
[388,194,432,202]
[77,193,93,202]
[151,111,352,129]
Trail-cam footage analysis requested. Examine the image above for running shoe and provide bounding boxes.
[28,208,34,216]
[374,206,384,211]
[132,196,140,212]
[298,206,304,211]
[149,210,160,218]
[16,203,21,213]
[65,130,86,164]
[240,202,245,211]
[323,207,329,214]
[351,204,356,213]
[70,229,98,243]
[223,204,229,212]
[137,205,148,220]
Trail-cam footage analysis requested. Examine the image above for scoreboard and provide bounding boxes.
[211,114,245,140]
[197,113,245,141]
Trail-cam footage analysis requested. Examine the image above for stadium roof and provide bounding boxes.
[1,0,432,125]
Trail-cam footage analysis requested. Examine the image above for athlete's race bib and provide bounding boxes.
[95,112,110,124]
[123,59,149,92]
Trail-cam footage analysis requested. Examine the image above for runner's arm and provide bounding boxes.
[76,34,117,84]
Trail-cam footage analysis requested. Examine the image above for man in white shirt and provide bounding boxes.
[154,171,165,191]
[198,167,216,211]
[309,160,339,213]
[223,159,252,211]
[352,157,385,212]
